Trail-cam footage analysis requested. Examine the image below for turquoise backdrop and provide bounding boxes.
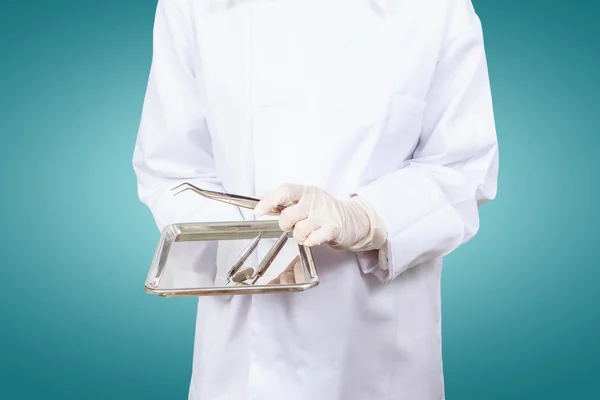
[1,0,598,398]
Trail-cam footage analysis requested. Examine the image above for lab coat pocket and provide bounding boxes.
[362,93,427,181]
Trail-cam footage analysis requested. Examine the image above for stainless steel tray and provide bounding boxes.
[144,220,319,297]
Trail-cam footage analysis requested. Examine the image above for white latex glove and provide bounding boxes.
[254,184,387,251]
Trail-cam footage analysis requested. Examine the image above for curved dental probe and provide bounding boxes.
[171,182,286,213]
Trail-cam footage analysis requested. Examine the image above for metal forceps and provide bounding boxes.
[171,182,289,286]
[171,182,286,213]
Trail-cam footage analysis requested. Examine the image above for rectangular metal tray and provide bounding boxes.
[144,220,319,297]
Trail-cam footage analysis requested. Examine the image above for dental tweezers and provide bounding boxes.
[171,182,286,213]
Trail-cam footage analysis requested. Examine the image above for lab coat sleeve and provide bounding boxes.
[132,0,243,231]
[355,11,498,283]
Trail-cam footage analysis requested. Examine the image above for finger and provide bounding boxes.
[292,219,318,244]
[303,225,337,247]
[268,276,280,285]
[280,256,300,284]
[254,184,305,216]
[279,268,295,284]
[279,205,309,232]
[270,256,298,285]
[293,256,304,283]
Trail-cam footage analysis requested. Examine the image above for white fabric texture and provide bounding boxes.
[132,0,498,399]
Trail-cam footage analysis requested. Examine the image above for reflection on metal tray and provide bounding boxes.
[144,220,319,297]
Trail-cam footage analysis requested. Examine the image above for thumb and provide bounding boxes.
[254,184,305,216]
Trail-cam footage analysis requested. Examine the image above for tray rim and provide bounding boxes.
[144,220,320,297]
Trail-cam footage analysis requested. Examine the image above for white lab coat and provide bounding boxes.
[133,0,498,398]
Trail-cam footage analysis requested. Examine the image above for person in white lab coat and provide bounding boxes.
[133,0,498,398]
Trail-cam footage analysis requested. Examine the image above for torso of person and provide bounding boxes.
[183,0,454,399]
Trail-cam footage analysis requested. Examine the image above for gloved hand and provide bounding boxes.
[254,184,387,251]
[269,256,304,285]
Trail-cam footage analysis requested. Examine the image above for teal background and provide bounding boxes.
[0,0,598,398]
